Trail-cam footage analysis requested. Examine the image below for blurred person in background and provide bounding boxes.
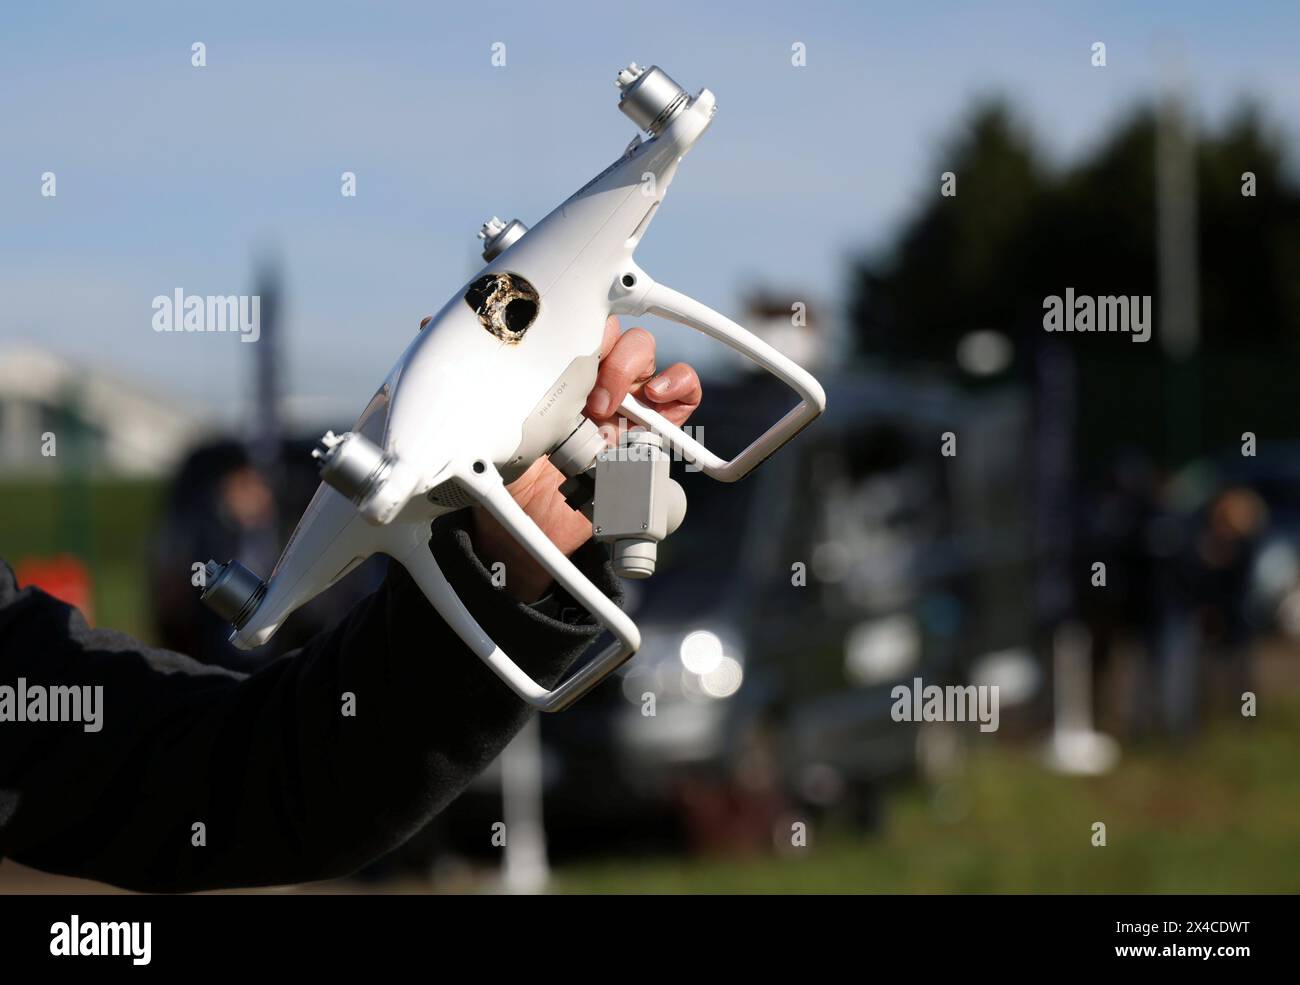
[1078,454,1232,741]
[1191,485,1269,717]
[149,441,281,671]
[1080,451,1164,736]
[149,440,388,671]
[1129,482,1267,741]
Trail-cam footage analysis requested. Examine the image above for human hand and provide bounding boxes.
[460,314,702,601]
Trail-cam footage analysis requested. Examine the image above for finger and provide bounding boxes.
[584,316,630,420]
[633,398,696,428]
[635,362,702,428]
[640,362,701,408]
[598,314,620,357]
[587,326,656,419]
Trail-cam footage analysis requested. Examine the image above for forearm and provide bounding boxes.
[0,512,618,892]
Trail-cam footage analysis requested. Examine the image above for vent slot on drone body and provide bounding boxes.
[427,478,477,510]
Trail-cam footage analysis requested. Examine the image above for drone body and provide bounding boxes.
[202,65,826,711]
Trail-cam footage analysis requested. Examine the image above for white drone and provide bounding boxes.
[202,63,826,711]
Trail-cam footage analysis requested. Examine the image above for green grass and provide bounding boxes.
[554,701,1300,893]
[0,478,161,639]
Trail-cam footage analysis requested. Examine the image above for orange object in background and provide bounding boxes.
[15,555,94,624]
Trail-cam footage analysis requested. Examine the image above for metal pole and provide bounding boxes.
[1156,64,1202,469]
[500,717,550,893]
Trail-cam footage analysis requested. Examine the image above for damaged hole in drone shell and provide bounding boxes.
[504,298,538,334]
[464,272,540,344]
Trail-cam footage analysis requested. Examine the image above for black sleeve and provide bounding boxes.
[0,511,619,892]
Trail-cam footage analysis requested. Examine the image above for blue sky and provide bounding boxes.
[2,0,1298,428]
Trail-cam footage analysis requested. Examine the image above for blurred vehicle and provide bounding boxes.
[416,369,1037,862]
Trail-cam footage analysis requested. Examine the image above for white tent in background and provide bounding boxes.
[0,347,203,478]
